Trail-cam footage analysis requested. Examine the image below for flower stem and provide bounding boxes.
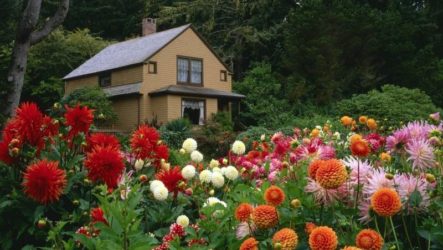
[354,160,360,209]
[389,216,400,250]
[401,215,413,249]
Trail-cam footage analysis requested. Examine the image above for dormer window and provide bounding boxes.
[148,61,157,74]
[99,72,111,87]
[220,70,227,82]
[177,57,203,85]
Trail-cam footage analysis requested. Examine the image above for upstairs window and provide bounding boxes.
[99,72,111,87]
[220,70,227,82]
[148,61,157,74]
[177,57,203,85]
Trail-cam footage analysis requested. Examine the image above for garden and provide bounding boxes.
[0,101,442,250]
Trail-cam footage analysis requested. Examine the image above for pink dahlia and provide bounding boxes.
[394,174,431,213]
[405,139,435,170]
[305,178,340,205]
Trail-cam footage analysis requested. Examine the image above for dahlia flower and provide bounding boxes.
[65,104,94,138]
[199,169,212,183]
[252,205,279,229]
[150,180,165,192]
[86,133,120,152]
[371,188,402,217]
[405,139,435,170]
[181,165,196,180]
[394,174,431,212]
[211,172,225,188]
[153,185,168,201]
[272,228,298,250]
[224,165,239,180]
[315,159,348,189]
[84,146,125,189]
[182,138,197,153]
[309,226,338,250]
[22,160,66,204]
[305,178,340,205]
[239,237,259,250]
[209,159,220,168]
[156,166,184,195]
[236,222,256,239]
[176,215,189,227]
[190,150,203,163]
[355,229,384,250]
[232,140,246,155]
[235,203,254,222]
[429,112,440,122]
[264,185,285,206]
[90,207,108,225]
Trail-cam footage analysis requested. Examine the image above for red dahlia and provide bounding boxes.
[156,166,184,196]
[22,160,67,204]
[84,146,125,189]
[65,104,94,138]
[86,133,120,152]
[90,207,108,225]
[130,125,168,167]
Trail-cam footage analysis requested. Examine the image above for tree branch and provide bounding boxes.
[17,0,43,42]
[30,0,70,45]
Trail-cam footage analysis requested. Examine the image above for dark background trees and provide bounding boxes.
[1,0,442,125]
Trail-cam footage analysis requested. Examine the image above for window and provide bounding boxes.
[181,99,205,125]
[177,57,203,85]
[99,72,111,87]
[148,61,157,74]
[220,70,227,82]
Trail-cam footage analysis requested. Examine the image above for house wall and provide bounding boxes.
[142,27,232,122]
[111,96,140,131]
[150,96,168,125]
[64,65,143,95]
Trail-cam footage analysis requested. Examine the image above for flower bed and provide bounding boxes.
[0,103,442,249]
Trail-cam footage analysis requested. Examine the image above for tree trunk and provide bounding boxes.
[3,0,70,117]
[6,41,31,116]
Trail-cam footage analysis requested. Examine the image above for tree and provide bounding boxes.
[4,0,70,117]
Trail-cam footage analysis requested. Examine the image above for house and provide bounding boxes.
[63,18,244,131]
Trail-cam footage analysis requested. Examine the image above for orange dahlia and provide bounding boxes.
[235,203,254,222]
[311,128,320,138]
[343,247,362,250]
[341,116,353,126]
[264,185,286,206]
[305,222,317,235]
[367,119,377,130]
[370,188,402,217]
[355,229,384,250]
[315,159,348,189]
[308,160,325,179]
[252,205,279,229]
[272,228,298,250]
[309,226,338,250]
[22,160,67,204]
[350,134,363,144]
[350,140,371,157]
[359,116,368,124]
[240,237,259,250]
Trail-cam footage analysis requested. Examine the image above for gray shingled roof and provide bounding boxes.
[103,82,142,97]
[149,85,245,99]
[64,24,191,80]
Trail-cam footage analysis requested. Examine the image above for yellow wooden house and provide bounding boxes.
[63,19,244,131]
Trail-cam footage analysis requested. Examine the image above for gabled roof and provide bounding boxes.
[149,85,245,100]
[64,24,191,80]
[64,24,232,80]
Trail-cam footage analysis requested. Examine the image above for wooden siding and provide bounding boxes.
[111,65,143,86]
[65,75,98,95]
[111,96,140,131]
[150,96,168,125]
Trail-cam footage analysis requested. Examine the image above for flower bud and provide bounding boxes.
[37,219,47,229]
[291,199,301,208]
[139,174,148,183]
[134,159,144,171]
[274,242,282,250]
[10,147,20,157]
[179,148,186,154]
[73,200,80,206]
[209,189,215,196]
[98,113,105,119]
[185,188,193,196]
[222,158,228,165]
[426,173,436,183]
[385,173,394,180]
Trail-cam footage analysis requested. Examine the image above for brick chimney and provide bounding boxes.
[142,18,156,36]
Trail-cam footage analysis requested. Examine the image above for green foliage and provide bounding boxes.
[234,63,293,128]
[0,44,12,126]
[283,0,443,106]
[191,117,237,159]
[211,112,233,132]
[236,126,272,146]
[335,84,439,127]
[159,118,192,149]
[60,86,117,125]
[24,28,109,111]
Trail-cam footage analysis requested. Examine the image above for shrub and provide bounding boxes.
[159,118,192,149]
[335,85,440,128]
[59,86,117,126]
